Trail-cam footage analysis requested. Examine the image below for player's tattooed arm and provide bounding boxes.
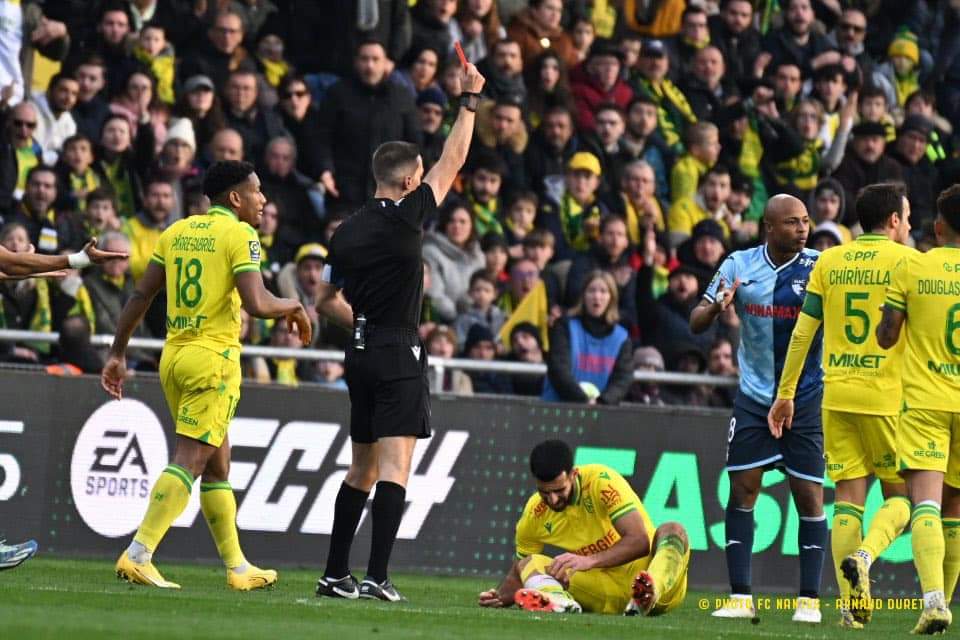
[876,305,905,349]
[478,559,522,607]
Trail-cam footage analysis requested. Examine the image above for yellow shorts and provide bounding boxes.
[823,409,900,483]
[519,550,690,615]
[897,407,960,486]
[159,344,241,448]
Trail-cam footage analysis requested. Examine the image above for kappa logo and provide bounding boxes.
[248,240,261,262]
[600,486,621,507]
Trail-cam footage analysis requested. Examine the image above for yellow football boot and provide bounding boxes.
[115,551,181,589]
[227,565,278,591]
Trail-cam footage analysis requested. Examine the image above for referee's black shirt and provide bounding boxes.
[326,183,437,328]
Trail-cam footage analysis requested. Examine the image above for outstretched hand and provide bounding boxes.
[286,304,313,346]
[84,238,129,265]
[714,277,740,311]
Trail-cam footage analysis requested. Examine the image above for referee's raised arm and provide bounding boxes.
[423,62,486,204]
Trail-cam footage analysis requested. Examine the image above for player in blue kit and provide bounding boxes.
[690,195,826,623]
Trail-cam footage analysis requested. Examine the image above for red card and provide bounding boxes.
[454,41,468,70]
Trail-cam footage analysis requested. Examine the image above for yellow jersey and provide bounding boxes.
[150,205,261,356]
[781,234,914,415]
[124,215,163,282]
[667,196,731,239]
[515,464,655,560]
[885,247,960,412]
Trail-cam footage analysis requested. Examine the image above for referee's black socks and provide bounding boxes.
[324,482,370,579]
[367,481,406,583]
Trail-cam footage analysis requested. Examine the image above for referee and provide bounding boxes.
[314,61,486,602]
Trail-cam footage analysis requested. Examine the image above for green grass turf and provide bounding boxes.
[0,557,940,639]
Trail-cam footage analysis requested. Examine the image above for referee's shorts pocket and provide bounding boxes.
[378,344,424,382]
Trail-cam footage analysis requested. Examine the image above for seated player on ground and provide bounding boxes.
[478,439,690,615]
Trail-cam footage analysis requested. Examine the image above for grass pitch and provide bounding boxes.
[0,557,936,639]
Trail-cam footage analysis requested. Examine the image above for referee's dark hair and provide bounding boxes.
[203,160,255,201]
[530,440,574,482]
[372,141,420,189]
[937,184,960,234]
[856,182,906,233]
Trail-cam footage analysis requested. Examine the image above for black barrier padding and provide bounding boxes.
[0,371,919,595]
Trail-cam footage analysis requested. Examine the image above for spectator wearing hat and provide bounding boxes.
[316,39,421,210]
[887,114,939,228]
[808,220,844,252]
[275,242,328,347]
[537,151,608,261]
[273,74,323,182]
[463,323,512,394]
[570,39,634,133]
[152,117,202,219]
[631,37,697,154]
[664,342,712,406]
[757,0,837,78]
[417,87,448,172]
[500,321,545,396]
[708,0,762,85]
[471,94,528,197]
[627,345,668,406]
[647,263,722,369]
[676,218,727,288]
[425,325,474,395]
[506,0,577,70]
[543,270,632,405]
[876,29,924,112]
[261,136,323,266]
[831,120,903,224]
[668,163,736,248]
[172,74,225,160]
[681,45,738,122]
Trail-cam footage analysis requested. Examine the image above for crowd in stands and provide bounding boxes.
[1,0,958,407]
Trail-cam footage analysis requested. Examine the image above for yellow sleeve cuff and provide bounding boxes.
[778,311,821,399]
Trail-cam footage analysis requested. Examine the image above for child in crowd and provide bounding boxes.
[670,121,720,204]
[133,22,175,105]
[56,134,101,213]
[454,270,506,347]
[858,84,896,142]
[503,191,538,258]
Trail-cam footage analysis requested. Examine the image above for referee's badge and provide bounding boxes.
[248,240,261,262]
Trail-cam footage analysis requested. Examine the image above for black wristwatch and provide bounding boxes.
[459,92,481,112]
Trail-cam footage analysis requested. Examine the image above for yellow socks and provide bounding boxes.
[832,502,863,603]
[200,482,246,569]
[912,502,945,596]
[133,464,194,553]
[943,517,960,601]
[860,496,910,560]
[647,534,687,595]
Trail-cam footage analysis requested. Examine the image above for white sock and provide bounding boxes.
[525,573,565,592]
[856,549,872,569]
[923,590,945,609]
[126,540,151,564]
[230,562,248,574]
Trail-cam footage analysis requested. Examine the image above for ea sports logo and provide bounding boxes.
[71,400,168,537]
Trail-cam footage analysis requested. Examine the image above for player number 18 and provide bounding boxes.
[174,257,203,308]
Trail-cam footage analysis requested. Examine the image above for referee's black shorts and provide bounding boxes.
[343,341,431,444]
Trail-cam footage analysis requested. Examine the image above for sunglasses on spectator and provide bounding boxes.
[840,22,866,33]
[282,90,309,99]
[13,120,36,129]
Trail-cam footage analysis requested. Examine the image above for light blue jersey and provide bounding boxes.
[704,244,823,406]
